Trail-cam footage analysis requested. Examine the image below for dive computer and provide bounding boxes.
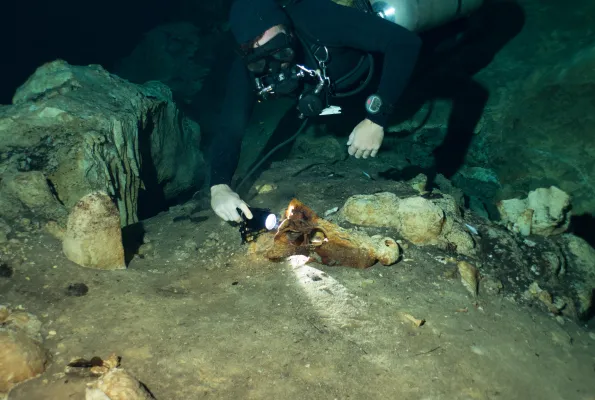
[365,94,383,114]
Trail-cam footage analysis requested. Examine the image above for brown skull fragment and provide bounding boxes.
[252,199,400,269]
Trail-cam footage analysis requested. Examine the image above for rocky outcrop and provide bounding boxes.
[0,306,47,398]
[340,191,477,256]
[562,234,595,319]
[84,354,155,400]
[497,186,571,237]
[0,59,205,227]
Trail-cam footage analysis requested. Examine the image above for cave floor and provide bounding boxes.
[2,157,595,400]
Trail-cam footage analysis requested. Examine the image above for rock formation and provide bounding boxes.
[62,191,126,270]
[340,191,477,256]
[0,306,48,398]
[0,59,205,228]
[497,186,571,236]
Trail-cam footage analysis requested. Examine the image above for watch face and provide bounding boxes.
[366,95,382,114]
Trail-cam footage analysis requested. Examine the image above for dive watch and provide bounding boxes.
[365,94,383,114]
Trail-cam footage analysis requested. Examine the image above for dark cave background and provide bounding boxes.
[0,0,232,105]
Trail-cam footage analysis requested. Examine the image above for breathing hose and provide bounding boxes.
[235,117,310,192]
[333,53,375,98]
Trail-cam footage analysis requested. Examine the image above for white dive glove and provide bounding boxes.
[210,184,253,223]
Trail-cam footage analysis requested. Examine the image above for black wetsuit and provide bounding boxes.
[210,0,422,187]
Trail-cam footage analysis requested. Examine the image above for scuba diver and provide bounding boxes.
[210,0,422,223]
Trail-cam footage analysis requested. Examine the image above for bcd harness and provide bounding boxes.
[250,0,385,119]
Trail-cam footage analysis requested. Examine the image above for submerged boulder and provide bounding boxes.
[0,307,48,397]
[62,191,126,270]
[497,186,571,237]
[340,191,477,256]
[562,234,595,319]
[0,59,205,227]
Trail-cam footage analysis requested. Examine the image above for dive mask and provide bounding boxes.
[242,33,296,75]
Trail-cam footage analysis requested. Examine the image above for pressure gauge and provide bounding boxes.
[365,94,383,114]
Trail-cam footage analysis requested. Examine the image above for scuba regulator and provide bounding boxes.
[255,63,329,118]
[242,30,333,119]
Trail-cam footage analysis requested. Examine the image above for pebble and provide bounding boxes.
[66,283,89,297]
[589,332,595,341]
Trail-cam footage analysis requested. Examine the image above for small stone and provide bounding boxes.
[457,261,479,297]
[323,207,339,217]
[48,330,57,336]
[0,263,13,278]
[0,306,9,322]
[361,279,375,287]
[255,183,277,194]
[184,239,198,251]
[589,332,595,341]
[65,283,89,297]
[482,277,503,295]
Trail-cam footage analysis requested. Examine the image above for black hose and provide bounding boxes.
[333,53,375,98]
[235,118,310,192]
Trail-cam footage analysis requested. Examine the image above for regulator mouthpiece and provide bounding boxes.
[239,207,278,243]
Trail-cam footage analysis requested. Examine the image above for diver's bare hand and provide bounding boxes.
[347,119,384,159]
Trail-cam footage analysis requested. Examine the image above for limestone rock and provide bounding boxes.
[62,191,126,270]
[457,261,480,297]
[84,354,155,400]
[341,192,477,255]
[0,307,47,397]
[406,173,428,194]
[442,227,476,256]
[44,220,66,241]
[86,368,154,400]
[562,234,595,319]
[526,187,571,235]
[0,189,25,221]
[394,196,445,244]
[341,192,401,228]
[1,171,67,224]
[0,59,205,227]
[497,186,571,236]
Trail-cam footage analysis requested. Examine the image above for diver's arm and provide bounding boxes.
[210,55,256,188]
[288,0,421,127]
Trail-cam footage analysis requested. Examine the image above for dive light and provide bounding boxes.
[239,207,278,243]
